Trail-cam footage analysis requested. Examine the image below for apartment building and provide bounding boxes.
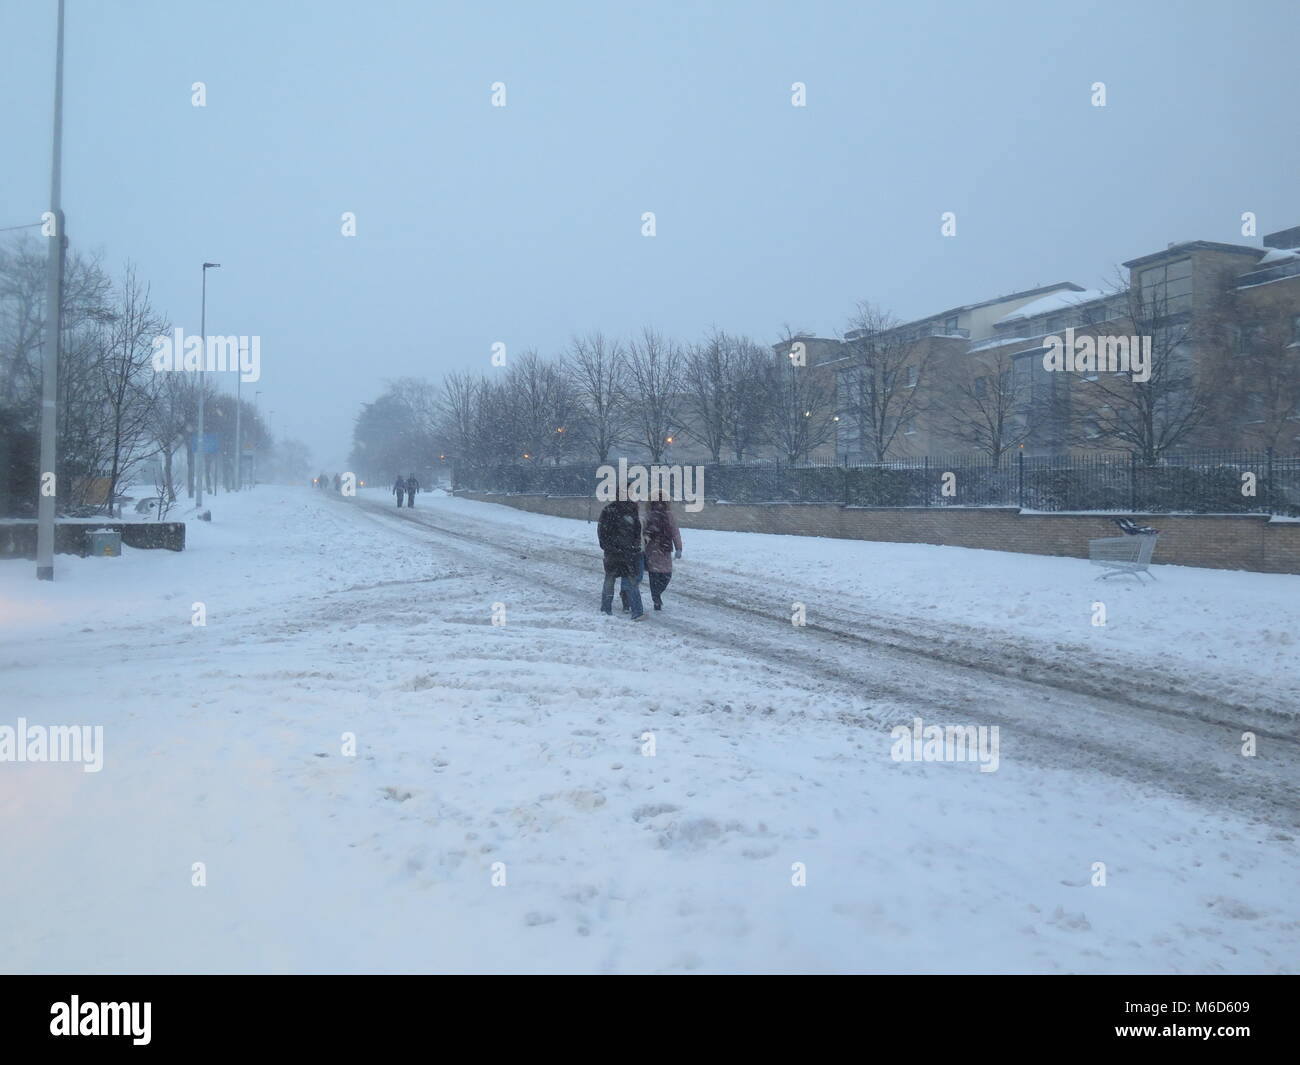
[820,225,1300,462]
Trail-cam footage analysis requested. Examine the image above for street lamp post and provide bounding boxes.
[36,0,66,581]
[196,262,220,507]
[234,364,242,491]
[253,390,262,488]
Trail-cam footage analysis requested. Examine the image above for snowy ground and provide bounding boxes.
[1,486,1297,974]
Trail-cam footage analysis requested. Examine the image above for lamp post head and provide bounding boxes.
[203,262,221,270]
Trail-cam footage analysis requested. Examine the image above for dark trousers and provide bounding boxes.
[618,552,645,610]
[648,571,671,604]
[601,551,644,617]
[395,493,403,507]
[406,491,415,507]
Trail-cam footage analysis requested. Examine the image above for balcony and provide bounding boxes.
[1237,259,1300,288]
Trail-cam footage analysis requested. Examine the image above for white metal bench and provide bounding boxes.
[1089,532,1159,581]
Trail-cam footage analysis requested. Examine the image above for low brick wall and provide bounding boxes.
[456,493,1300,575]
[0,521,186,560]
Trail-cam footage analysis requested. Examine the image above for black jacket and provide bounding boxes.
[598,501,641,576]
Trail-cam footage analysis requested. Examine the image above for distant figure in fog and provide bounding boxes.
[598,499,645,620]
[405,474,420,507]
[393,475,406,507]
[332,473,341,493]
[643,495,683,611]
[316,472,327,491]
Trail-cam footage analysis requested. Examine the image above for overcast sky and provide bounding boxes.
[3,0,1297,467]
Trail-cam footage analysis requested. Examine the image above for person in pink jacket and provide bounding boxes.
[643,496,683,611]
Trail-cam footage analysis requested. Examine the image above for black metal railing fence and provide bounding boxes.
[453,448,1299,515]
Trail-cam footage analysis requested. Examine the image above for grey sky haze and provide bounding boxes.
[3,0,1297,466]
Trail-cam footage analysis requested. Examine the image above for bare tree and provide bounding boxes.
[436,371,483,464]
[841,303,930,462]
[0,237,47,410]
[939,345,1031,464]
[53,252,117,506]
[504,351,577,463]
[98,266,168,515]
[472,376,520,465]
[1073,269,1208,462]
[567,331,625,462]
[350,377,440,482]
[723,337,772,461]
[766,329,837,463]
[622,327,684,462]
[149,372,195,504]
[681,329,733,462]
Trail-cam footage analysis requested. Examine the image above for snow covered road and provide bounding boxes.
[1,487,1297,973]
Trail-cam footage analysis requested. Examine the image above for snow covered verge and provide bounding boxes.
[0,487,1296,974]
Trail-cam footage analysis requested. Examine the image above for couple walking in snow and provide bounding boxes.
[392,474,420,507]
[598,496,683,620]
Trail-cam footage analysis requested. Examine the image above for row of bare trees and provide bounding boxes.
[350,326,855,478]
[348,266,1299,480]
[1,234,304,516]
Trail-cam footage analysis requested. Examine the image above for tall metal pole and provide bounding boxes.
[196,262,219,506]
[234,370,242,490]
[253,390,262,488]
[36,0,67,581]
[197,269,206,507]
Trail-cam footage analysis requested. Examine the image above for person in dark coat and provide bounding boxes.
[332,473,341,493]
[643,496,683,610]
[405,474,419,507]
[597,499,645,619]
[393,475,406,507]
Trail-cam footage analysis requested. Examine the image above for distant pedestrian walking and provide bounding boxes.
[332,473,341,493]
[393,475,406,507]
[405,474,420,507]
[598,499,645,620]
[643,495,683,611]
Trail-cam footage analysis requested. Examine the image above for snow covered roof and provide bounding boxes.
[995,288,1111,325]
[1257,247,1300,265]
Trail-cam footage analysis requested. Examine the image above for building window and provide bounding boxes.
[906,365,918,388]
[1046,316,1064,334]
[1084,417,1102,439]
[974,375,988,399]
[1137,257,1193,316]
[944,316,959,334]
[1291,314,1300,345]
